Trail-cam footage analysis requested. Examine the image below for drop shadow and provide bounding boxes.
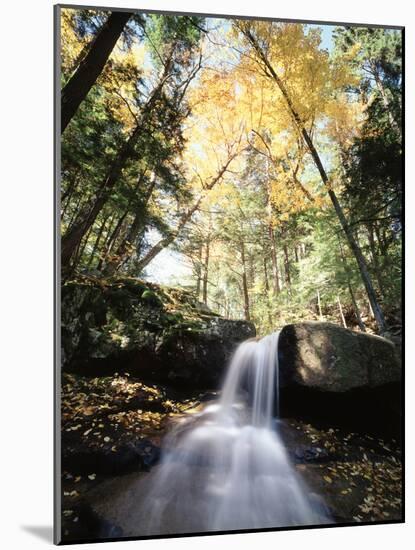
[21,525,53,543]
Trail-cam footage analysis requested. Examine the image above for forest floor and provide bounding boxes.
[60,373,402,542]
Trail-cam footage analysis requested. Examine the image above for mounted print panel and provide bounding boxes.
[54,4,403,545]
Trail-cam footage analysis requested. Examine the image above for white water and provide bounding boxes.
[136,332,331,535]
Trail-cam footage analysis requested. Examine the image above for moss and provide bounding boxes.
[141,289,163,308]
[164,312,184,324]
[114,278,149,296]
[160,318,206,347]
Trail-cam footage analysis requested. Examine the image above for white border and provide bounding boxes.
[2,1,412,548]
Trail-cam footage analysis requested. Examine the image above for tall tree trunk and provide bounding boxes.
[368,298,375,319]
[338,239,366,332]
[266,171,280,294]
[242,28,387,333]
[97,210,129,270]
[103,173,156,274]
[374,223,388,257]
[366,223,385,295]
[87,214,111,268]
[195,244,203,300]
[240,241,251,321]
[263,255,270,292]
[202,216,213,304]
[61,122,142,269]
[283,243,291,288]
[263,254,273,328]
[202,237,210,304]
[348,282,366,332]
[337,295,347,328]
[134,201,201,273]
[61,11,132,133]
[104,209,145,274]
[61,171,80,206]
[317,290,323,321]
[61,65,171,271]
[72,221,95,270]
[269,224,280,293]
[248,250,256,289]
[65,195,84,230]
[62,180,80,219]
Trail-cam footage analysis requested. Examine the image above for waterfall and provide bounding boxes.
[135,332,331,535]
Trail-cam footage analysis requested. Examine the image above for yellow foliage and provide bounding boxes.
[60,9,90,77]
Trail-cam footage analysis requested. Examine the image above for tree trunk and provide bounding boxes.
[338,239,366,332]
[266,171,280,294]
[61,11,132,133]
[61,67,170,271]
[202,238,210,304]
[134,196,203,274]
[134,154,238,273]
[71,220,96,271]
[368,299,375,319]
[65,194,84,231]
[366,223,385,295]
[348,282,366,332]
[263,254,273,327]
[374,223,388,257]
[62,179,120,270]
[269,224,280,293]
[283,243,291,288]
[103,174,156,274]
[87,214,111,268]
[240,241,251,321]
[317,290,323,321]
[242,28,387,333]
[61,171,80,206]
[263,255,270,292]
[195,244,203,300]
[97,210,129,270]
[337,295,347,328]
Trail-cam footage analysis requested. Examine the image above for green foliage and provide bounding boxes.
[145,14,204,64]
[60,10,402,335]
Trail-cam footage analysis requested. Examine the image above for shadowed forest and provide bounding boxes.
[60,8,402,337]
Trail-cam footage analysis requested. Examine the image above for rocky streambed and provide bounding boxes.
[59,277,402,543]
[61,373,402,542]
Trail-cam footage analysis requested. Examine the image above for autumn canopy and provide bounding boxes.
[60,9,402,336]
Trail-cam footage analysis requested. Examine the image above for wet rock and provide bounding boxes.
[278,322,402,437]
[279,322,401,391]
[62,438,160,476]
[64,418,401,541]
[61,500,123,543]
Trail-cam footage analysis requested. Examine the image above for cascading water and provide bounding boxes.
[135,332,331,535]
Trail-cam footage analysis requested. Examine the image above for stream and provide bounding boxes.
[127,332,331,534]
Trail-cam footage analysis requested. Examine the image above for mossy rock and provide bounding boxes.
[140,289,163,308]
[61,277,256,388]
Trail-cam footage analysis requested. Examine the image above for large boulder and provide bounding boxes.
[61,276,255,389]
[278,322,402,437]
[278,322,401,392]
